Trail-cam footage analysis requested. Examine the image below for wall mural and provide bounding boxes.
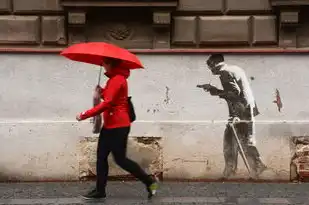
[197,54,267,179]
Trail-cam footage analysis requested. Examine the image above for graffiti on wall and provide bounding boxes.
[197,54,268,179]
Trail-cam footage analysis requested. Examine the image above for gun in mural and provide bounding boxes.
[197,54,267,179]
[196,83,215,91]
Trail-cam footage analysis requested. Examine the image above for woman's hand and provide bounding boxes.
[76,114,82,121]
[94,85,104,100]
[95,85,103,93]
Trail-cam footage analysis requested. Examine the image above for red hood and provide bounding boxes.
[104,67,130,79]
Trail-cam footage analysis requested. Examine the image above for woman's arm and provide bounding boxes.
[78,76,125,120]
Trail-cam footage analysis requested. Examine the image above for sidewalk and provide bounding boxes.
[0,181,308,204]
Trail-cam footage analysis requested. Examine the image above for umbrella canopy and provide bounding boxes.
[60,42,144,69]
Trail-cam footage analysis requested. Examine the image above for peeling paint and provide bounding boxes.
[78,136,163,180]
[164,86,170,104]
[273,88,283,112]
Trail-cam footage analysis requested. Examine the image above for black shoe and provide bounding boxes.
[82,189,106,200]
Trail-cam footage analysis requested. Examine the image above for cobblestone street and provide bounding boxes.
[0,181,308,204]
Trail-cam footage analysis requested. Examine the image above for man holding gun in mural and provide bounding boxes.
[197,54,267,179]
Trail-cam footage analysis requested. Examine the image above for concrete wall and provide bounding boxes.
[0,53,308,181]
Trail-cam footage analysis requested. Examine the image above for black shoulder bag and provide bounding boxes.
[127,96,136,122]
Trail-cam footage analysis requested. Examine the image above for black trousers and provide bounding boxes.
[96,126,153,192]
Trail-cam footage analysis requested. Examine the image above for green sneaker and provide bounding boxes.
[147,182,158,199]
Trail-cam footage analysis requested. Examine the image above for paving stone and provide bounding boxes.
[259,197,290,204]
[0,15,40,44]
[199,16,250,45]
[0,197,298,204]
[252,16,277,45]
[172,16,197,45]
[1,182,309,202]
[13,0,62,13]
[178,0,223,12]
[42,16,66,45]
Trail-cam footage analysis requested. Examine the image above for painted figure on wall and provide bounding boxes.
[197,54,267,179]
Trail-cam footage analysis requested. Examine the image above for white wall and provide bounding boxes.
[0,53,308,181]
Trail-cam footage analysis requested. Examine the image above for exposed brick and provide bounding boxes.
[0,0,11,13]
[172,16,197,45]
[252,16,277,45]
[0,16,39,44]
[13,0,62,13]
[178,0,223,12]
[226,0,271,13]
[42,16,67,45]
[198,16,250,45]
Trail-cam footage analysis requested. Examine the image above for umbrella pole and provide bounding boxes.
[92,66,103,133]
[97,66,102,85]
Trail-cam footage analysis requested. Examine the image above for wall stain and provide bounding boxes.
[163,86,170,104]
[147,103,160,114]
[273,88,283,112]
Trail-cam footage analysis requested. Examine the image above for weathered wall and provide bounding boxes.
[0,53,308,181]
[0,0,308,50]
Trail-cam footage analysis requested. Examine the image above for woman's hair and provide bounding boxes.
[104,57,122,68]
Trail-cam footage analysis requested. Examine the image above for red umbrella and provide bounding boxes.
[61,42,144,134]
[60,42,144,69]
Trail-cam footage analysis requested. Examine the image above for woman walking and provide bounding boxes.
[76,57,158,199]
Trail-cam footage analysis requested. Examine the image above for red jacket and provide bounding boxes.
[79,67,131,129]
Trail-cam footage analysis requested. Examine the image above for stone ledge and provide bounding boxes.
[13,0,63,13]
[271,0,309,6]
[42,16,67,45]
[61,0,177,7]
[177,0,223,12]
[198,16,250,45]
[252,16,277,45]
[226,0,272,13]
[172,16,197,45]
[0,16,40,44]
[2,47,309,54]
[0,0,11,13]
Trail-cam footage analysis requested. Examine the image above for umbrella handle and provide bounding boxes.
[97,66,102,85]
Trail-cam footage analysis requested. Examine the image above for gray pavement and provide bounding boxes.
[0,181,308,205]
